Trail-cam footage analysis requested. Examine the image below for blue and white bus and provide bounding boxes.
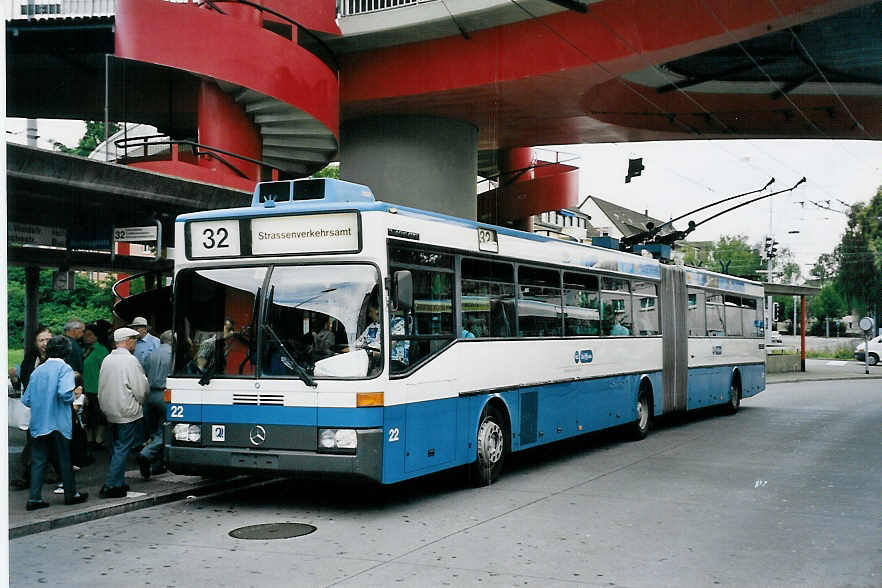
[165,178,765,485]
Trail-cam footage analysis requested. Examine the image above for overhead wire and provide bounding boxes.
[764,0,873,140]
[695,0,879,170]
[507,0,701,136]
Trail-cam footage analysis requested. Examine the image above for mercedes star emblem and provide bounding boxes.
[249,425,267,446]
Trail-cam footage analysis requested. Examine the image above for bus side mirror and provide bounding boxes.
[393,270,413,313]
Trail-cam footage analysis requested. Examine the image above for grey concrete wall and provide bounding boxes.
[340,116,478,220]
[767,353,801,373]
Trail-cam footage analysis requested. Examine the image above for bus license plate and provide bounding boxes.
[232,453,279,469]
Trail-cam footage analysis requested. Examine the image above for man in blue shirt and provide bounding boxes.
[138,330,173,479]
[22,336,88,510]
[130,316,160,369]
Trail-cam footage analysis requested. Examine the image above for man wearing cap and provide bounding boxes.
[97,328,149,498]
[130,317,160,370]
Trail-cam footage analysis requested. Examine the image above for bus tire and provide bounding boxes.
[472,404,508,486]
[630,384,652,440]
[724,375,741,415]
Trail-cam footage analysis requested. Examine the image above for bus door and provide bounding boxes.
[660,265,688,412]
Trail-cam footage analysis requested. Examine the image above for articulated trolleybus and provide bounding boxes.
[165,178,765,485]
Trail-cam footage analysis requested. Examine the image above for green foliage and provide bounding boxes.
[809,253,838,284]
[53,121,121,157]
[835,186,882,315]
[689,235,764,279]
[7,267,114,348]
[311,164,340,180]
[809,283,848,321]
[8,348,24,371]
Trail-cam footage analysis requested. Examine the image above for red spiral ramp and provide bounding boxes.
[113,0,339,190]
[477,148,580,228]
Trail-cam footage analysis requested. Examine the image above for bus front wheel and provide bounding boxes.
[472,405,507,486]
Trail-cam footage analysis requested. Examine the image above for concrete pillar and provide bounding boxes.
[23,266,40,352]
[340,116,478,220]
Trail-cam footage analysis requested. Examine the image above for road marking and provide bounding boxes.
[825,361,848,366]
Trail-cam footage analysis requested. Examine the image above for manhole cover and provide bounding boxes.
[229,523,317,540]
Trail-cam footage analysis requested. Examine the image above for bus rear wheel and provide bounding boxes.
[472,405,507,486]
[724,378,741,415]
[630,386,652,440]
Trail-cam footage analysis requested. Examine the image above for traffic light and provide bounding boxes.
[773,302,781,322]
[764,236,779,259]
[625,158,644,183]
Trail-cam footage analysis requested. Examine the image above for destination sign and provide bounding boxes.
[251,213,359,255]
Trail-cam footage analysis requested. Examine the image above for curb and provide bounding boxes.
[9,475,263,539]
[767,374,882,385]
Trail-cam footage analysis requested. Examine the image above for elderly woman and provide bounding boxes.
[22,335,88,510]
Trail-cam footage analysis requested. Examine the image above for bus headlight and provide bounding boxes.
[174,423,201,442]
[318,428,357,453]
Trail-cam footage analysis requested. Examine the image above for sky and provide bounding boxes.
[547,139,882,278]
[7,117,882,281]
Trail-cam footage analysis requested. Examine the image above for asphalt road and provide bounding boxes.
[9,380,881,587]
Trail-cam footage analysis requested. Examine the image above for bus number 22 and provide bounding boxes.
[170,405,184,418]
[202,227,230,249]
[388,427,400,443]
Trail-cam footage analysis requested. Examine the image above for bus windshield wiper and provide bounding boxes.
[262,323,317,388]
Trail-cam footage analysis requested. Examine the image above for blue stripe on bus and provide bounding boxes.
[167,403,385,428]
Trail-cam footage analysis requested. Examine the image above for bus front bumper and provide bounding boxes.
[165,428,384,483]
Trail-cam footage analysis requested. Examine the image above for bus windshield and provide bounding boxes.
[173,264,383,380]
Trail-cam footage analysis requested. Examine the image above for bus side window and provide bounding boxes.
[687,290,706,337]
[563,271,599,336]
[632,281,659,336]
[461,258,515,338]
[706,294,724,336]
[517,265,562,338]
[600,277,632,337]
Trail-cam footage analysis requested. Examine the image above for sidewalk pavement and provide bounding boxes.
[766,358,882,384]
[7,428,257,539]
[8,359,879,538]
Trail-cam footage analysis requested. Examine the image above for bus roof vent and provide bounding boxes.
[252,178,375,207]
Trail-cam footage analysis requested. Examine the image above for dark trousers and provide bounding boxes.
[105,419,144,489]
[29,431,76,502]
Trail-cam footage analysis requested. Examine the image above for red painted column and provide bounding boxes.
[501,148,535,184]
[800,296,806,372]
[197,80,263,181]
[500,148,535,231]
[116,242,131,299]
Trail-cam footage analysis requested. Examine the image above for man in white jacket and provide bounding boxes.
[98,327,149,498]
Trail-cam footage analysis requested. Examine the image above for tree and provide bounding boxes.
[835,186,882,316]
[7,268,114,348]
[809,253,838,284]
[810,283,848,322]
[311,164,340,180]
[53,121,121,157]
[708,235,764,279]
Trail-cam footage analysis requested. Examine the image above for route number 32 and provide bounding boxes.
[202,227,230,249]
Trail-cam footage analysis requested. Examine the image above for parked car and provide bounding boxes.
[854,335,882,366]
[769,330,783,345]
